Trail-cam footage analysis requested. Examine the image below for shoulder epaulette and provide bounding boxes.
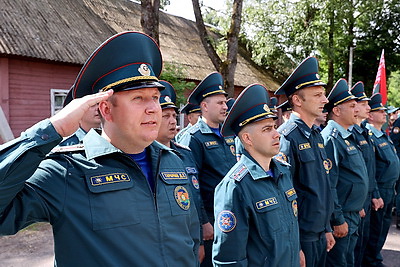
[330,128,339,138]
[51,144,85,153]
[278,122,297,136]
[229,164,248,182]
[172,141,191,151]
[187,124,200,134]
[273,153,290,166]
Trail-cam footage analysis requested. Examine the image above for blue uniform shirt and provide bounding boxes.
[213,151,300,267]
[0,119,200,266]
[321,120,369,226]
[278,114,333,238]
[58,127,87,146]
[366,123,400,188]
[349,124,379,198]
[178,117,236,217]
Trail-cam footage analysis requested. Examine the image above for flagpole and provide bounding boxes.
[348,46,354,88]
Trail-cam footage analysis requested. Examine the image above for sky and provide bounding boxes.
[164,0,226,21]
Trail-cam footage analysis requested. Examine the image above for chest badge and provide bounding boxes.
[217,210,237,233]
[174,186,190,210]
[191,176,200,190]
[323,159,332,174]
[292,200,298,217]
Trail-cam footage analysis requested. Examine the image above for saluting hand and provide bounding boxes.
[50,90,113,137]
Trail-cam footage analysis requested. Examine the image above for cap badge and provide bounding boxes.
[316,73,320,79]
[263,104,270,112]
[138,63,150,76]
[164,96,171,103]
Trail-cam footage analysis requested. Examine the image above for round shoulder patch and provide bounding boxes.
[217,210,237,233]
[174,186,190,210]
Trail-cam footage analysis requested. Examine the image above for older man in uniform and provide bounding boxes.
[213,84,301,267]
[349,82,382,267]
[156,80,212,263]
[363,93,400,266]
[274,57,334,267]
[178,72,237,267]
[0,32,200,266]
[321,79,368,267]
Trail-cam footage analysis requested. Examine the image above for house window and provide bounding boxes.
[50,89,69,115]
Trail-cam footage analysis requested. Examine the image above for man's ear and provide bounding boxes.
[291,94,302,108]
[99,100,112,122]
[200,101,207,112]
[332,106,340,117]
[240,132,252,147]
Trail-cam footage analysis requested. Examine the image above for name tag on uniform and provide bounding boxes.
[256,197,278,209]
[160,172,187,180]
[347,146,356,152]
[205,141,218,147]
[224,137,235,145]
[90,173,130,186]
[379,142,388,148]
[318,143,324,148]
[299,143,311,150]
[285,188,296,198]
[359,140,368,145]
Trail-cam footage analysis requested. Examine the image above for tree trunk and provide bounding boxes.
[327,7,335,90]
[224,0,243,97]
[191,0,222,70]
[140,0,160,45]
[192,0,243,98]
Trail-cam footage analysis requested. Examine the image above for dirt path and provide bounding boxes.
[0,220,399,266]
[0,223,54,267]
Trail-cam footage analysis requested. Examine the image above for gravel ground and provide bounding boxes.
[0,219,399,267]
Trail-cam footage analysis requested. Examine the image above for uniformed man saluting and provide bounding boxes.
[321,79,368,267]
[0,32,200,266]
[213,84,302,267]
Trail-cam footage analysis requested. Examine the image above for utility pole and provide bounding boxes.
[348,46,354,88]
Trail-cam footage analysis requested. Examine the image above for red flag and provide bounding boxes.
[373,49,387,105]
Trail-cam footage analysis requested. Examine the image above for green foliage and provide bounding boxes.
[159,62,196,106]
[388,70,400,107]
[240,0,400,91]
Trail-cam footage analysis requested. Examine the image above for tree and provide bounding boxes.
[140,0,161,44]
[388,71,400,107]
[192,0,243,97]
[160,63,196,106]
[240,0,400,98]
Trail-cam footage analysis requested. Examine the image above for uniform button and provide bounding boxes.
[41,134,49,140]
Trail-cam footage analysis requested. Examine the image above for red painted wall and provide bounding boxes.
[6,58,81,137]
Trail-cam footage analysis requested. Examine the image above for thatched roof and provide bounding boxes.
[0,0,281,90]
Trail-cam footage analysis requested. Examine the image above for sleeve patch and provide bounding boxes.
[217,210,237,233]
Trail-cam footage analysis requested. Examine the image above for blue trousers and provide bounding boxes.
[354,193,372,267]
[326,211,361,267]
[363,187,395,267]
[300,233,327,267]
